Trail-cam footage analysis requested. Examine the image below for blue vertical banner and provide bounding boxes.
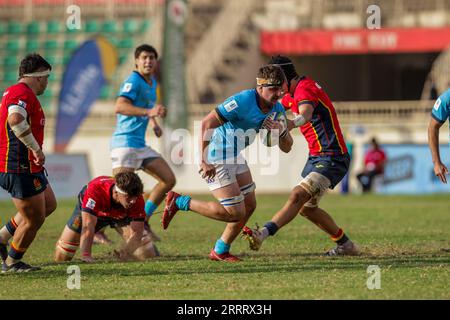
[54,36,117,152]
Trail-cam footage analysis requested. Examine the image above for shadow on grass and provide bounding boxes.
[5,250,447,280]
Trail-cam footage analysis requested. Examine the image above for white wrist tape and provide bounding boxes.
[20,132,41,152]
[8,105,28,118]
[293,114,306,127]
[11,119,30,137]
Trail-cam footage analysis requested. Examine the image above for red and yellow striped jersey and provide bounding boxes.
[80,176,145,221]
[282,77,347,156]
[0,83,45,173]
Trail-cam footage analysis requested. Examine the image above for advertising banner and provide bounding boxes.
[0,153,91,199]
[54,37,117,152]
[375,144,450,194]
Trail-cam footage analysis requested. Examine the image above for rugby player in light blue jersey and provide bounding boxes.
[162,65,293,262]
[105,44,175,244]
[428,88,450,184]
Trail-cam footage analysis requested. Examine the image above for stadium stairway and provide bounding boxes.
[186,0,262,104]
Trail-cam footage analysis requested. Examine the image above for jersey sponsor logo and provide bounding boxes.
[224,99,238,113]
[86,198,96,209]
[17,100,27,108]
[433,98,441,111]
[122,83,133,93]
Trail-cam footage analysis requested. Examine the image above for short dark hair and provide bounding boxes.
[115,172,144,197]
[267,55,298,84]
[256,65,286,87]
[19,53,52,78]
[134,44,158,60]
[370,137,379,147]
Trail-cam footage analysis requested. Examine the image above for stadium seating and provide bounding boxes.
[0,16,153,110]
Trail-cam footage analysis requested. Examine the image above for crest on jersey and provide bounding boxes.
[33,178,42,191]
[122,83,133,93]
[433,98,441,111]
[224,100,238,113]
[86,198,96,209]
[17,100,27,108]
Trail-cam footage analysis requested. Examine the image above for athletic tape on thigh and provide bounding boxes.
[303,194,323,208]
[299,172,331,198]
[219,193,245,207]
[56,239,79,257]
[240,182,256,196]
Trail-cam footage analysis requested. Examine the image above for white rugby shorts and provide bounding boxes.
[203,155,250,191]
[111,146,161,170]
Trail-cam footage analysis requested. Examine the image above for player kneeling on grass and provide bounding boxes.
[54,172,159,263]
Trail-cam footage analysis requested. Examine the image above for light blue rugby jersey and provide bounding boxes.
[111,71,157,149]
[431,89,450,142]
[208,89,286,163]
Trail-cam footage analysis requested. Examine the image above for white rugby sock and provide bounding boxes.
[260,227,270,240]
[0,226,13,244]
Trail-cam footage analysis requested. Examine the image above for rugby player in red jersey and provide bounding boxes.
[54,172,159,263]
[243,55,359,256]
[0,53,57,272]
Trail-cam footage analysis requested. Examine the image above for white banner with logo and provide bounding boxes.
[0,153,91,200]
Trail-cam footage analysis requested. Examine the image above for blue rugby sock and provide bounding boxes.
[264,222,279,236]
[214,238,230,254]
[6,218,18,236]
[145,200,158,218]
[175,195,191,211]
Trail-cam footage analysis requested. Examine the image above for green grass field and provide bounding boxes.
[0,194,449,300]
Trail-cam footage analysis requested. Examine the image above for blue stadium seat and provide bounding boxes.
[47,21,61,34]
[26,39,40,52]
[7,21,23,34]
[26,21,40,35]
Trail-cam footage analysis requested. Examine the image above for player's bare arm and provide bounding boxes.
[115,96,166,118]
[428,117,448,183]
[288,102,314,131]
[150,116,163,137]
[119,221,144,260]
[80,211,97,262]
[7,110,45,166]
[279,130,293,153]
[198,110,223,179]
[262,117,293,153]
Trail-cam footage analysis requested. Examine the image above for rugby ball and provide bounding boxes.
[260,111,287,147]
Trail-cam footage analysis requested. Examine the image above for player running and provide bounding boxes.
[0,53,57,272]
[428,88,450,184]
[161,65,293,262]
[54,172,159,263]
[105,44,175,244]
[242,55,359,256]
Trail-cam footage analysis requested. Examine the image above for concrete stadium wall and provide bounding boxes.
[43,131,310,195]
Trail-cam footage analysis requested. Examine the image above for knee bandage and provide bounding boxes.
[299,172,331,207]
[219,193,244,207]
[240,182,256,196]
[56,239,79,258]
